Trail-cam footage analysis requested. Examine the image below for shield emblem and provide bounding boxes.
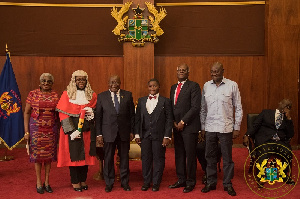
[266,167,278,182]
[128,19,148,40]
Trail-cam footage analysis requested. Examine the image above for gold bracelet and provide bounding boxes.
[25,132,29,135]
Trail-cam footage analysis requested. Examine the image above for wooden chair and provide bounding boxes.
[116,141,141,181]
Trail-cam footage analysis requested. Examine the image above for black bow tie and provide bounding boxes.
[149,96,157,100]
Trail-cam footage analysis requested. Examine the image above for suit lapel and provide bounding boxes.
[270,110,276,128]
[105,90,117,113]
[153,96,164,122]
[119,90,123,109]
[141,96,148,114]
[171,85,176,104]
[176,80,189,105]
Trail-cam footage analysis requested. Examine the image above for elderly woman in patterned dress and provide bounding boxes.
[24,73,59,194]
[56,70,97,192]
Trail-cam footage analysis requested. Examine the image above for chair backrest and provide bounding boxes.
[247,113,259,130]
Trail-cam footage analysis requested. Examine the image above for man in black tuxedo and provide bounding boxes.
[243,99,295,185]
[135,78,173,192]
[95,75,135,192]
[169,63,201,193]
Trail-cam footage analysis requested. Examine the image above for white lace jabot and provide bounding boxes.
[69,90,89,105]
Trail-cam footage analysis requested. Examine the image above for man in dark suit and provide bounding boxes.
[95,75,135,192]
[169,63,201,193]
[243,99,295,185]
[135,78,173,192]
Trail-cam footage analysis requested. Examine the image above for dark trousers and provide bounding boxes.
[69,165,88,184]
[205,132,234,187]
[173,131,198,186]
[104,133,130,187]
[141,136,166,186]
[196,141,207,172]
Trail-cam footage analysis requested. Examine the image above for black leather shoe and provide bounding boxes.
[73,187,82,192]
[105,185,112,193]
[36,186,44,194]
[152,184,159,192]
[81,185,88,190]
[43,183,53,193]
[201,184,216,193]
[121,184,131,191]
[224,186,236,196]
[183,185,194,193]
[169,181,186,189]
[141,184,150,191]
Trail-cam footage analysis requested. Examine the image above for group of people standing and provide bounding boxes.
[24,62,244,196]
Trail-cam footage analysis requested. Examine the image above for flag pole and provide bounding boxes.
[0,44,15,161]
[0,148,14,161]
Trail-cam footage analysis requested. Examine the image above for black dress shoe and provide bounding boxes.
[152,184,159,192]
[224,186,236,196]
[81,185,88,190]
[36,186,44,194]
[105,185,112,193]
[43,183,53,193]
[73,187,82,192]
[121,184,131,191]
[183,185,194,193]
[201,184,216,193]
[141,184,150,191]
[169,181,186,189]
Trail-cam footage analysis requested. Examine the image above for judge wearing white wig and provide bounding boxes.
[56,70,97,192]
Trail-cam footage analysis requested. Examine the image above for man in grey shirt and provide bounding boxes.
[200,62,243,196]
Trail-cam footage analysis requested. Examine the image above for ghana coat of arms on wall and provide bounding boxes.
[111,1,167,47]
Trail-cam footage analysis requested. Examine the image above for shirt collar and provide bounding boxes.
[210,77,226,85]
[149,93,159,98]
[178,79,187,84]
[109,89,120,95]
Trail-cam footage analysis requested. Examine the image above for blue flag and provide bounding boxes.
[0,53,24,150]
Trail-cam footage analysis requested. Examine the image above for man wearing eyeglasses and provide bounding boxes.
[169,63,201,193]
[243,99,295,185]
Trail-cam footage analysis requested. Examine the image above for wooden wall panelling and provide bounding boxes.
[267,0,300,146]
[124,43,154,103]
[123,0,155,103]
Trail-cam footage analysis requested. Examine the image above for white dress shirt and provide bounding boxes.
[173,80,187,105]
[200,77,243,133]
[109,89,120,107]
[275,109,283,124]
[146,93,159,114]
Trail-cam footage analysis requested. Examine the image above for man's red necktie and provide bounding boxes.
[175,82,182,105]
